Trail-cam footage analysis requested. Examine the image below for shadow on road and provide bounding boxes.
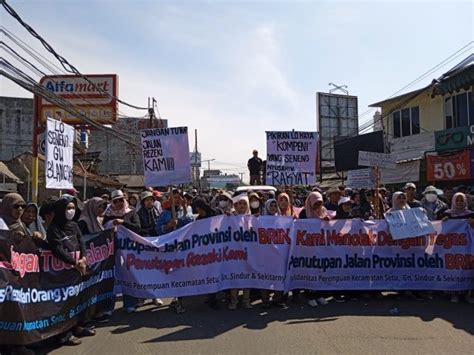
[98,293,474,344]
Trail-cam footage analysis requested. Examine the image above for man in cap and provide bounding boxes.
[248,149,263,185]
[403,182,421,208]
[324,188,341,211]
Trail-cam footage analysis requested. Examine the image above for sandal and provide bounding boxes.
[65,335,82,346]
[75,327,96,337]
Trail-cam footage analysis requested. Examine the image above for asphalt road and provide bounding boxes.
[48,294,473,355]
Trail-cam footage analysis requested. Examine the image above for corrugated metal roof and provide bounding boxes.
[0,162,22,183]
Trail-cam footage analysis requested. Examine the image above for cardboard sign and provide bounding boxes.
[358,151,396,169]
[45,117,74,189]
[346,168,376,189]
[266,131,317,186]
[140,127,191,187]
[384,208,435,240]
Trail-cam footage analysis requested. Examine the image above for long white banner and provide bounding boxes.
[115,217,474,298]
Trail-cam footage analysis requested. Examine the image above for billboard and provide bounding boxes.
[333,131,384,171]
[37,74,118,125]
[317,92,358,170]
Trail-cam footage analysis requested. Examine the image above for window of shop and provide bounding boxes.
[392,106,420,138]
[444,90,473,129]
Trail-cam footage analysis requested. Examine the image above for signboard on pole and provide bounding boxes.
[358,151,396,169]
[346,168,376,189]
[38,74,118,125]
[140,127,192,187]
[266,131,318,185]
[190,152,202,168]
[45,117,74,189]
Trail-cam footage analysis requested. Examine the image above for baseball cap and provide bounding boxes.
[338,196,353,205]
[403,183,416,190]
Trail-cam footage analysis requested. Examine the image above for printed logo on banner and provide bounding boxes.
[45,117,75,189]
[265,131,318,186]
[140,127,192,187]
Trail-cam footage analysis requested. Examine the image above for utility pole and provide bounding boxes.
[192,129,201,187]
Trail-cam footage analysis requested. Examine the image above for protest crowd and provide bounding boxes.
[0,174,473,354]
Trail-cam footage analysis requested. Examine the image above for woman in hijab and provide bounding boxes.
[386,191,410,213]
[263,199,279,216]
[0,193,29,239]
[232,194,251,215]
[103,190,141,234]
[248,192,262,215]
[277,192,298,218]
[229,194,252,310]
[442,192,474,220]
[216,192,234,215]
[194,198,220,220]
[298,191,330,307]
[47,197,95,345]
[441,192,474,304]
[78,197,107,234]
[335,196,354,220]
[299,191,330,220]
[21,203,47,240]
[260,198,288,308]
[128,193,140,210]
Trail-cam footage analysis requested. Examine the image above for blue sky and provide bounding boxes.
[1,0,473,179]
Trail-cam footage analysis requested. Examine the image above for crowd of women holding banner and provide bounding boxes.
[0,182,473,353]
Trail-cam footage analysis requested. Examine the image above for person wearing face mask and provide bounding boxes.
[420,186,447,221]
[47,197,94,345]
[216,192,234,215]
[248,192,262,215]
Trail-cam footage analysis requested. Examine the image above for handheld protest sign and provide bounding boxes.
[45,117,74,189]
[140,127,192,187]
[266,131,318,186]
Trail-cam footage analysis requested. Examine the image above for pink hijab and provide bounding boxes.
[304,192,329,219]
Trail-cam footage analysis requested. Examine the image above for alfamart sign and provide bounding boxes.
[37,74,118,125]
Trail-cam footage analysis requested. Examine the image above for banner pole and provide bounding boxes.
[170,185,177,219]
[32,96,40,203]
[375,165,380,219]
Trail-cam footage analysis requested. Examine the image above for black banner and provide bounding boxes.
[0,229,115,345]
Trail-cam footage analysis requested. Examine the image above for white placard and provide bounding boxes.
[266,131,318,186]
[384,208,436,240]
[141,127,192,187]
[358,151,396,169]
[346,168,376,189]
[45,117,74,189]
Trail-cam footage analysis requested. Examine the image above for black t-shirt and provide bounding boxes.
[407,200,422,208]
[248,157,263,175]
